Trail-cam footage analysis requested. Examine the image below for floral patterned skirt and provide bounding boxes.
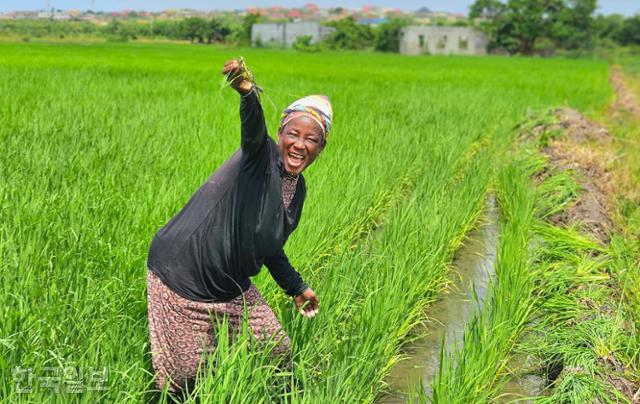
[146,269,291,393]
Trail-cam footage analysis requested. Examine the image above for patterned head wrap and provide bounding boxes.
[279,95,333,140]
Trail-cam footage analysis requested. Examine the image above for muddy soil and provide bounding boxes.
[529,107,614,243]
[526,66,640,246]
[536,67,640,247]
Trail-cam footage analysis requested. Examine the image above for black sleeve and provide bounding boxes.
[239,90,268,157]
[264,248,308,297]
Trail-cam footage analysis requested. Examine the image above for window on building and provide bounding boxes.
[437,35,447,50]
[418,34,425,48]
[459,36,468,50]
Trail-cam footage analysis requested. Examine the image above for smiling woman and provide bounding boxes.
[278,94,332,174]
[144,59,332,394]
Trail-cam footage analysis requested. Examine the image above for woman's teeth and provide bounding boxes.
[288,152,304,164]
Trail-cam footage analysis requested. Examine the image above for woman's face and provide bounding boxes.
[278,115,324,175]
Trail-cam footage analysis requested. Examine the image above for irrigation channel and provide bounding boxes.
[380,195,541,402]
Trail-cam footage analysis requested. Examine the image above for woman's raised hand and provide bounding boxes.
[294,288,319,318]
[222,59,253,95]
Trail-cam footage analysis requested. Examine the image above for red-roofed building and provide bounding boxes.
[383,8,403,16]
[304,3,318,12]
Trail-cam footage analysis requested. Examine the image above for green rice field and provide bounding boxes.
[1,42,637,402]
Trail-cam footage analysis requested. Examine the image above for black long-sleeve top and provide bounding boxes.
[147,91,308,302]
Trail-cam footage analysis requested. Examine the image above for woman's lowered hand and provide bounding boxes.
[222,59,253,95]
[294,288,319,318]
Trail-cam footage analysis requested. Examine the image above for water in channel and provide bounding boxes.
[380,195,499,402]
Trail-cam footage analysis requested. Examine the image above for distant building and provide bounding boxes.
[251,21,335,47]
[400,26,488,56]
[36,10,52,18]
[287,9,302,19]
[12,10,38,19]
[414,6,433,16]
[53,11,71,20]
[304,3,318,12]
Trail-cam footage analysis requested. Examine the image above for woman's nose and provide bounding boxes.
[294,137,305,149]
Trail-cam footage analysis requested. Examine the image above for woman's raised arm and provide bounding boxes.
[239,90,267,156]
[222,59,267,156]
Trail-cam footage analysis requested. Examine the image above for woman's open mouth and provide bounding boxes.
[287,151,305,169]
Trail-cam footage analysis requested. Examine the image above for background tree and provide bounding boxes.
[205,17,231,44]
[470,0,510,51]
[618,15,640,46]
[180,17,208,43]
[374,17,412,52]
[470,0,599,54]
[550,0,597,49]
[241,13,262,45]
[150,19,181,40]
[323,16,373,50]
[293,34,322,52]
[594,13,625,46]
[504,0,563,55]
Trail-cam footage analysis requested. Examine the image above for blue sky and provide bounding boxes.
[1,0,638,16]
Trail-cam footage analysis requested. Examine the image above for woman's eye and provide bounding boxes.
[308,138,318,144]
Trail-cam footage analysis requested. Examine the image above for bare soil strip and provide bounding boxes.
[610,68,640,119]
[534,108,614,243]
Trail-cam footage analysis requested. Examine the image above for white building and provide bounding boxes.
[251,22,335,47]
[400,26,488,56]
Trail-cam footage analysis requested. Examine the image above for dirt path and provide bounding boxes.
[610,67,640,119]
[527,108,615,243]
[524,67,640,246]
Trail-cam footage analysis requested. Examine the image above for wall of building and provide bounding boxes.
[251,23,285,46]
[251,22,335,47]
[399,26,488,56]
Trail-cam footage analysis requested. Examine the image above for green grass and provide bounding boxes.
[0,42,613,402]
